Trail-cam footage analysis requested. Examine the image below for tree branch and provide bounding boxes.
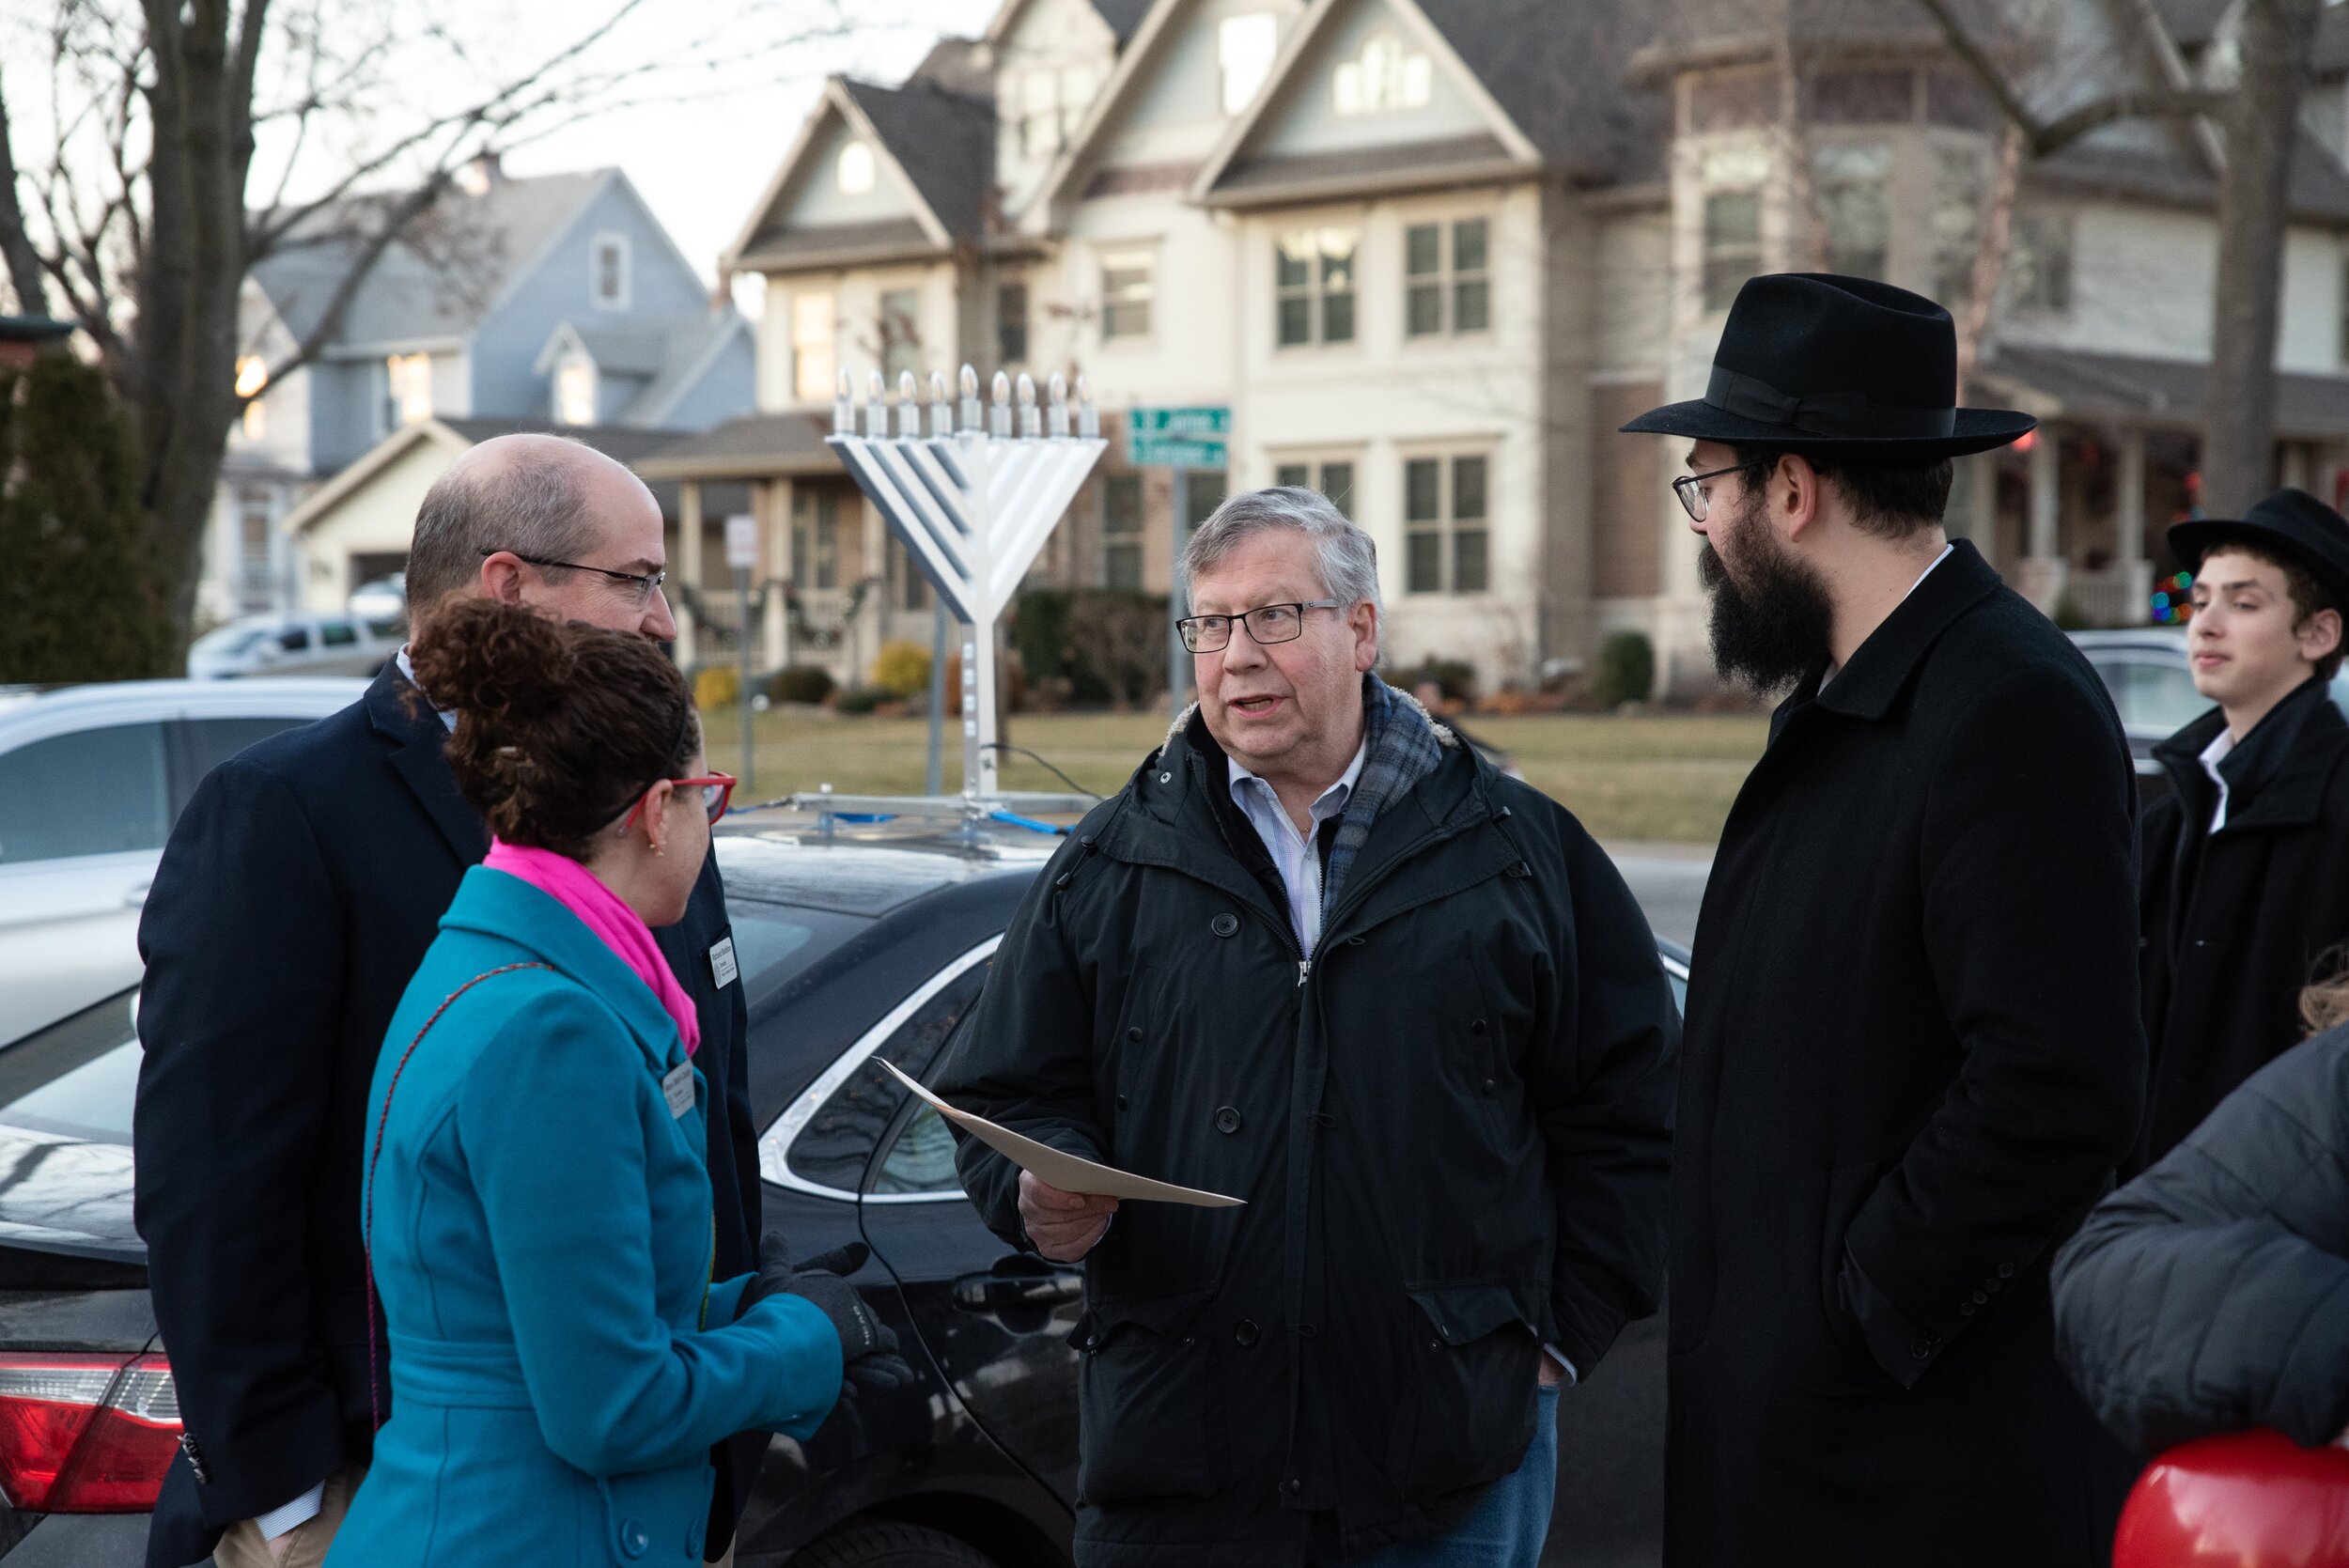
[257,168,449,389]
[0,73,54,317]
[2030,87,2230,155]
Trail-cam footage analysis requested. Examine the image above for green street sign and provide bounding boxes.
[1128,406,1229,469]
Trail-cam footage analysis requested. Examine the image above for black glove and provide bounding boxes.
[741,1231,916,1398]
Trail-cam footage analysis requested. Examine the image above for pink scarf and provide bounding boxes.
[483,839,700,1057]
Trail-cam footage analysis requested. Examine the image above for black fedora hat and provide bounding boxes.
[1620,273,2038,461]
[2170,488,2349,610]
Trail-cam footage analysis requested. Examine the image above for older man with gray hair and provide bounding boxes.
[935,487,1678,1567]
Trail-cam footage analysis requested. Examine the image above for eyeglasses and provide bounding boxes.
[481,549,668,608]
[1672,464,1748,523]
[621,772,737,832]
[1176,600,1342,654]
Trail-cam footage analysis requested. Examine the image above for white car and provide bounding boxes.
[186,613,402,679]
[0,678,366,1041]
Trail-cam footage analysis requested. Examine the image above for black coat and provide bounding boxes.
[2053,1025,2349,1455]
[935,712,1678,1567]
[132,668,760,1568]
[1668,542,2146,1567]
[2134,677,2349,1172]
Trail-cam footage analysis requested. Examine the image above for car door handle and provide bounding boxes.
[952,1269,1083,1312]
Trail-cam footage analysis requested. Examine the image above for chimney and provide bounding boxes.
[454,151,504,196]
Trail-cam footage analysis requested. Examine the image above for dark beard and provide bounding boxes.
[1699,495,1833,694]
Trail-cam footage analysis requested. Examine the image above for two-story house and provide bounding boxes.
[647,0,2349,698]
[208,157,754,626]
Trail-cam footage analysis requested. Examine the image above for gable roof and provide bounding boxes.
[725,70,995,273]
[984,0,1151,47]
[252,170,613,352]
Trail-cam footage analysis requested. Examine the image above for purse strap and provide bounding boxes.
[363,962,552,1433]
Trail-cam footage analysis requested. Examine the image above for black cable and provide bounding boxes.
[986,742,1102,800]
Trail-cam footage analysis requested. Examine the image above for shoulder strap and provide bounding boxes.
[364,962,551,1432]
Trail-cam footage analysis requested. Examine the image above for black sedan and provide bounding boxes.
[0,812,1688,1565]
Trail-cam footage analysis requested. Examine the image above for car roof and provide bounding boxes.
[0,677,366,749]
[2069,629,2188,650]
[714,807,1066,917]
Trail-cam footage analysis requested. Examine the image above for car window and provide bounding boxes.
[278,626,310,652]
[872,1104,961,1195]
[0,723,171,864]
[0,988,137,1142]
[366,617,407,641]
[2100,656,2211,734]
[319,621,357,647]
[777,945,995,1197]
[728,903,870,1016]
[169,717,309,813]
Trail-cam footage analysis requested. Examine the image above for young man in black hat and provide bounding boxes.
[2133,488,2349,1172]
[1621,272,2144,1567]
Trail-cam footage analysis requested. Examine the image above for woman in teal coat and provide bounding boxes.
[330,600,906,1566]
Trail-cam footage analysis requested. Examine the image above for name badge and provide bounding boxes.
[662,1061,696,1120]
[709,936,739,989]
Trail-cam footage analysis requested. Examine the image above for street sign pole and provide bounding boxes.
[723,513,759,795]
[1127,407,1230,721]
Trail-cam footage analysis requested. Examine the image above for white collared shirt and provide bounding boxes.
[2199,725,2237,834]
[395,645,459,733]
[1226,741,1367,958]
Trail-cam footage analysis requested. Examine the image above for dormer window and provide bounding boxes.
[1333,30,1430,116]
[592,234,630,310]
[836,140,876,195]
[1219,14,1279,115]
[555,356,598,426]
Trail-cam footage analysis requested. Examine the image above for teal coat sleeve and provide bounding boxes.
[458,992,843,1472]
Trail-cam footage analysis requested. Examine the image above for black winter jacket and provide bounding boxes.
[934,710,1679,1567]
[2053,1025,2349,1456]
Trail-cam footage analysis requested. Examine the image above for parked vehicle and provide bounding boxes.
[184,613,401,680]
[0,810,1690,1565]
[345,575,407,627]
[0,679,364,1044]
[2070,629,2349,782]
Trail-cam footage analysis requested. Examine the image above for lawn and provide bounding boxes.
[702,706,1768,846]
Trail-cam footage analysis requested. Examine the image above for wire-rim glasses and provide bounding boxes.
[480,548,668,608]
[1176,599,1342,654]
[1672,464,1747,523]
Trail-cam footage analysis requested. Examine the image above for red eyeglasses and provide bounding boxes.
[622,772,736,832]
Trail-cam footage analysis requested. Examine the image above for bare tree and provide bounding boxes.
[1915,0,2317,514]
[0,0,858,650]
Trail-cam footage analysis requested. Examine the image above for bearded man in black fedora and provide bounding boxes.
[2133,488,2349,1172]
[1622,273,2145,1566]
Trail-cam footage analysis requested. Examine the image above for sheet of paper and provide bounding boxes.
[876,1058,1245,1208]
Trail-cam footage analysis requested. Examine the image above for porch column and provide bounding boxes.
[676,480,702,669]
[763,479,792,672]
[2116,428,2151,624]
[2010,430,2069,614]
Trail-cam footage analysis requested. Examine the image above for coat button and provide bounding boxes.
[1909,1337,1937,1359]
[1481,1078,1497,1095]
[1284,1479,1303,1497]
[1997,1263,2014,1279]
[1470,1018,1488,1035]
[1234,1318,1261,1347]
[1971,1290,1988,1305]
[1215,1106,1241,1134]
[1127,1026,1143,1042]
[1959,1300,1976,1316]
[1114,1094,1128,1110]
[1211,913,1239,938]
[620,1519,650,1558]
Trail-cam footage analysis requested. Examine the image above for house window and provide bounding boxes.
[237,487,274,612]
[1102,474,1143,589]
[793,487,840,591]
[1219,13,1279,115]
[1814,145,1890,280]
[235,354,268,440]
[555,357,598,426]
[592,234,630,309]
[998,279,1029,366]
[1101,249,1155,342]
[1404,217,1489,336]
[2012,212,2075,315]
[1275,228,1357,348]
[836,140,877,195]
[1703,190,1763,312]
[386,352,433,426]
[1932,146,1985,306]
[792,291,836,402]
[1333,30,1431,116]
[892,536,930,611]
[1272,458,1355,516]
[1019,66,1097,157]
[1404,454,1489,596]
[880,287,922,382]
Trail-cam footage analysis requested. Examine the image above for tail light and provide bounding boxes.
[0,1353,179,1512]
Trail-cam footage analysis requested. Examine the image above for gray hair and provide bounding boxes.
[405,438,599,609]
[1182,486,1382,634]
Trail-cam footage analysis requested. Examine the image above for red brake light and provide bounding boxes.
[0,1353,179,1513]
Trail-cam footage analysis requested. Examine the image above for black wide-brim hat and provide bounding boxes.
[2170,488,2349,609]
[1620,273,2038,461]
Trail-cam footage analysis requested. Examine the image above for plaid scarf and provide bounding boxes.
[1321,675,1451,919]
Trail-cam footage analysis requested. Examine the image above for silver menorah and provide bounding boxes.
[826,365,1108,800]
